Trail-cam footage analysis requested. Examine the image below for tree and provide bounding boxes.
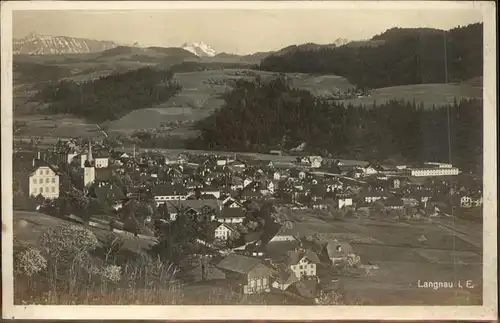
[157,203,170,221]
[371,201,387,218]
[124,215,142,236]
[404,204,416,219]
[187,73,482,173]
[32,67,183,123]
[136,202,153,221]
[152,205,215,262]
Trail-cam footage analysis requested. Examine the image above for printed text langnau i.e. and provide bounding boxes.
[417,280,475,290]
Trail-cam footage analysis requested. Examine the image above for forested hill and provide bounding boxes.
[31,67,182,123]
[258,23,483,89]
[188,77,482,172]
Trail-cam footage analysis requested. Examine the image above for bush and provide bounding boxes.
[39,224,100,260]
[15,247,47,277]
[14,224,182,305]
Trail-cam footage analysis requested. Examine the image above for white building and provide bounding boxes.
[309,156,323,169]
[201,188,221,199]
[28,165,60,199]
[361,165,378,175]
[424,162,453,168]
[287,250,320,279]
[214,223,237,241]
[94,154,110,169]
[267,181,275,194]
[153,185,189,206]
[216,207,246,224]
[337,197,353,209]
[216,159,228,166]
[460,195,483,208]
[406,167,460,177]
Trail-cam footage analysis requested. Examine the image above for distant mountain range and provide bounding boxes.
[13,32,352,60]
[13,32,119,55]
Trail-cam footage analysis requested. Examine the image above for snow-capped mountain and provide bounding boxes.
[181,41,217,57]
[13,32,118,55]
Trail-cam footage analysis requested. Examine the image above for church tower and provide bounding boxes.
[88,140,94,164]
[83,140,95,188]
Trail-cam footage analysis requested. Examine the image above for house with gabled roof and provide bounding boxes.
[271,268,299,291]
[216,207,246,224]
[163,199,222,221]
[14,156,61,199]
[94,150,111,169]
[200,186,221,199]
[223,196,244,208]
[185,257,226,283]
[152,184,189,206]
[285,249,321,279]
[358,189,392,203]
[239,188,264,202]
[214,223,238,241]
[382,196,404,209]
[216,254,273,294]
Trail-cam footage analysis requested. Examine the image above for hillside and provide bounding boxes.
[14,211,155,254]
[93,46,200,62]
[273,39,350,56]
[14,32,118,55]
[341,82,482,108]
[106,69,354,133]
[259,23,483,89]
[187,76,483,172]
[30,67,183,123]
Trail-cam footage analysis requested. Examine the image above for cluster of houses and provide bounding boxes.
[12,140,483,301]
[13,140,483,219]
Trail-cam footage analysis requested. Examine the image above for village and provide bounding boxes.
[12,138,483,304]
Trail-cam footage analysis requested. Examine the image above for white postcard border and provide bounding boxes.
[1,1,497,320]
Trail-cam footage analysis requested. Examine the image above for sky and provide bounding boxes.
[13,9,483,55]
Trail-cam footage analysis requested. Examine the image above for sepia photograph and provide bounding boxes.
[1,1,497,320]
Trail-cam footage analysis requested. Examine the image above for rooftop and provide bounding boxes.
[217,254,263,275]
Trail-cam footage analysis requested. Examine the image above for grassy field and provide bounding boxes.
[342,83,482,109]
[279,208,482,305]
[14,114,103,138]
[14,211,155,254]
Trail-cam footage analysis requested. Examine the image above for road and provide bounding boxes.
[308,171,367,184]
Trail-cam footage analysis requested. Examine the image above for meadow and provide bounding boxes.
[342,82,482,108]
[272,208,482,305]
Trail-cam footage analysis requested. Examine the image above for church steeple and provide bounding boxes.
[88,140,93,163]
